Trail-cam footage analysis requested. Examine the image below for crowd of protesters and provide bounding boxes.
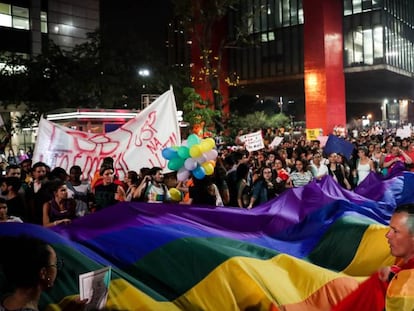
[1,124,414,226]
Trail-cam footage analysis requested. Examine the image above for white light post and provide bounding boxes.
[381,99,388,122]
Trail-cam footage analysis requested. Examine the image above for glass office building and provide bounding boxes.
[0,0,99,56]
[0,0,99,150]
[227,0,414,121]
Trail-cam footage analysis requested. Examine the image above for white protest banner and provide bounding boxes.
[396,127,411,139]
[32,89,181,179]
[269,136,283,149]
[240,131,264,152]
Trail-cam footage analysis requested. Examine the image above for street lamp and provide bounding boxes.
[277,96,283,113]
[138,68,151,90]
[138,68,150,77]
[138,68,151,109]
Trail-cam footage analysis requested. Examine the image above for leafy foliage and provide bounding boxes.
[0,30,190,128]
[182,87,221,130]
[227,111,290,138]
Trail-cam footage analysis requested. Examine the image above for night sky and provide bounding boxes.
[100,0,173,54]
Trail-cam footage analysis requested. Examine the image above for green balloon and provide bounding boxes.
[177,146,190,159]
[187,134,201,147]
[168,157,185,171]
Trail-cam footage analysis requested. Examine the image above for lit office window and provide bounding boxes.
[41,11,48,33]
[0,3,11,27]
[344,0,352,15]
[363,28,373,64]
[261,31,275,42]
[353,0,362,13]
[353,27,363,63]
[373,26,383,61]
[12,6,29,30]
[298,1,304,24]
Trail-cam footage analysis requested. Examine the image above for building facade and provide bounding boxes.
[0,0,99,153]
[0,0,99,56]
[227,0,414,125]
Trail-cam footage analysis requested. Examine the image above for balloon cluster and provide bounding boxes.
[162,134,218,181]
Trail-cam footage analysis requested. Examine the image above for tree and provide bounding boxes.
[182,87,221,137]
[1,30,190,123]
[172,1,238,122]
[0,52,30,107]
[172,1,264,132]
[227,111,290,138]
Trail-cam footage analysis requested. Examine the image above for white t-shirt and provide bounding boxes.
[146,182,171,203]
[1,216,23,223]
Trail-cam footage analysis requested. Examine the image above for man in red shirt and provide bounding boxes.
[383,144,412,174]
[332,203,414,310]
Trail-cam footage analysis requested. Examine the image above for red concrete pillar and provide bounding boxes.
[303,0,346,135]
[190,19,229,115]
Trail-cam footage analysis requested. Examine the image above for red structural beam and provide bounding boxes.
[303,0,346,135]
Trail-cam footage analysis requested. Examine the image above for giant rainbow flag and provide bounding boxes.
[1,169,414,310]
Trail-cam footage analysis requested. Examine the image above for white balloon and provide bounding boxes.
[205,149,218,161]
[177,167,190,181]
[195,154,208,164]
[184,158,197,171]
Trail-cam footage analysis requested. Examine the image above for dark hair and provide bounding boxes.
[358,146,369,157]
[236,163,249,180]
[5,164,20,174]
[100,165,113,176]
[4,176,21,192]
[69,165,82,173]
[47,178,66,194]
[102,157,114,165]
[20,159,32,166]
[50,167,68,180]
[32,161,47,171]
[127,171,139,184]
[149,167,162,176]
[0,235,51,288]
[295,158,309,172]
[139,167,150,176]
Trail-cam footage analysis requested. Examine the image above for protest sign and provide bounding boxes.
[239,131,264,152]
[79,266,111,310]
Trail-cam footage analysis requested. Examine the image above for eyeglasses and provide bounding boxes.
[48,258,64,270]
